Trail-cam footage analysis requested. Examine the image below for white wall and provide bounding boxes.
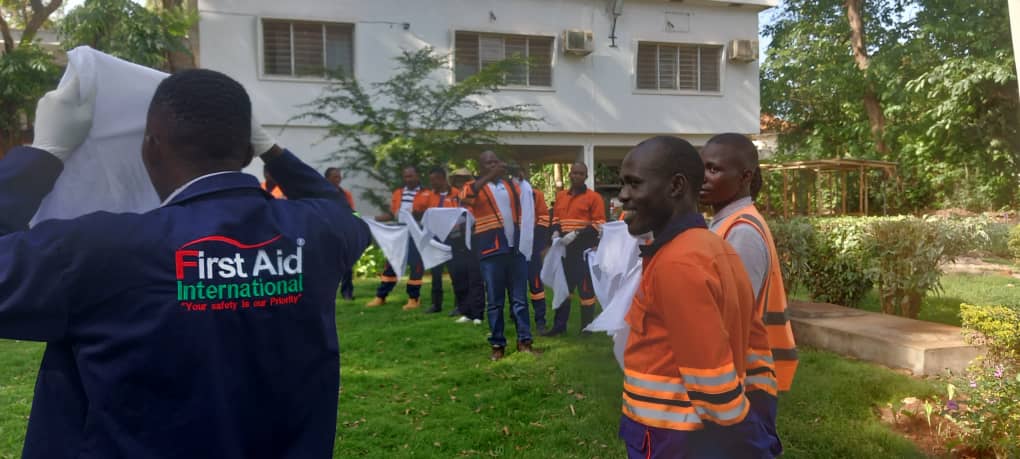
[198,0,764,135]
[199,0,768,210]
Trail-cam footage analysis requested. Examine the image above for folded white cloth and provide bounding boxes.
[517,179,536,261]
[32,46,165,226]
[363,217,409,276]
[583,221,645,369]
[400,210,452,270]
[421,207,474,249]
[540,236,571,310]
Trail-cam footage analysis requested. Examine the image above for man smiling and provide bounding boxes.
[616,136,781,458]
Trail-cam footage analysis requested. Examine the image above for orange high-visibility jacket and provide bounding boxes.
[713,204,798,392]
[460,179,521,258]
[533,187,551,229]
[623,225,777,432]
[412,187,462,214]
[390,186,421,216]
[552,187,606,234]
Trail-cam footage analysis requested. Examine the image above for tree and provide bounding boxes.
[762,0,1019,210]
[297,47,540,213]
[0,0,62,154]
[60,0,195,70]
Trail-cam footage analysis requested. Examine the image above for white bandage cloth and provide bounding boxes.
[399,210,452,270]
[363,218,410,277]
[32,46,166,226]
[421,207,474,249]
[517,179,536,261]
[540,236,571,310]
[583,221,645,369]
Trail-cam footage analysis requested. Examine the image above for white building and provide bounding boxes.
[196,0,774,212]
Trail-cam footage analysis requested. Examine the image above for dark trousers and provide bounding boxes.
[479,252,531,347]
[449,235,484,320]
[340,270,354,299]
[552,247,597,331]
[528,250,547,328]
[376,241,424,299]
[429,263,446,309]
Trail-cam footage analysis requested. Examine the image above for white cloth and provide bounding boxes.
[540,236,571,310]
[488,181,515,247]
[517,179,536,261]
[399,210,452,270]
[421,207,474,249]
[583,221,645,370]
[399,187,418,214]
[32,46,166,226]
[363,217,409,277]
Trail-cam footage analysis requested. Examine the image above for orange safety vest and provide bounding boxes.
[713,204,798,391]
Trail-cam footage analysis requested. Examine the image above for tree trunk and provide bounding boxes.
[845,0,889,155]
[160,0,197,71]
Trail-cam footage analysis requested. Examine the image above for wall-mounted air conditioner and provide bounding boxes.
[563,30,594,56]
[728,39,758,62]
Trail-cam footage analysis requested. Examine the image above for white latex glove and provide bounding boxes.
[30,74,95,161]
[552,231,561,239]
[562,231,579,246]
[251,115,276,156]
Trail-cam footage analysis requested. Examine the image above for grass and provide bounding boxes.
[0,278,941,458]
[855,273,1018,327]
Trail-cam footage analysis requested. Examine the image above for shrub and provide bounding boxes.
[942,304,1020,458]
[981,222,1013,258]
[769,218,815,294]
[353,244,386,279]
[803,236,872,307]
[1010,225,1020,262]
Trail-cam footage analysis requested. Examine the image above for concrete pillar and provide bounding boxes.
[581,144,595,189]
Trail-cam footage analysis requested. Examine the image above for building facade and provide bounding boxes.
[196,0,774,212]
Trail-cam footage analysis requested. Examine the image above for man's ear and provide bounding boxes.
[670,173,688,199]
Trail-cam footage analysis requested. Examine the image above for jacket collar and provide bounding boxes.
[569,184,588,196]
[639,211,708,259]
[164,172,269,207]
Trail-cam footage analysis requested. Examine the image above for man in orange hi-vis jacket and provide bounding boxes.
[617,136,781,458]
[699,133,798,394]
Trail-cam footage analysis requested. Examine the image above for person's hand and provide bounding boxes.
[30,74,95,161]
[562,231,579,246]
[251,115,277,158]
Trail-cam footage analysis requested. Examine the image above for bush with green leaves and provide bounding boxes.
[941,304,1020,458]
[353,244,386,279]
[1009,225,1020,262]
[803,236,873,308]
[769,218,815,294]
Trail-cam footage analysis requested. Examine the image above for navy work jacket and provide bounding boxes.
[0,146,371,458]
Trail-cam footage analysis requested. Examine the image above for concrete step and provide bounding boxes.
[789,301,984,376]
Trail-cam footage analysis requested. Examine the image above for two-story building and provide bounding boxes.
[196,0,775,212]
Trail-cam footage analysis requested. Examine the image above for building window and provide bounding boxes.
[454,31,553,87]
[262,19,353,78]
[636,42,721,92]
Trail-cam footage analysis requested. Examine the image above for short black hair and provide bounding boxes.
[706,133,762,198]
[325,167,340,178]
[428,167,446,177]
[148,69,252,161]
[636,136,705,195]
[706,133,758,170]
[403,165,419,174]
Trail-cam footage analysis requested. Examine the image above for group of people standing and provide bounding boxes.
[345,151,607,361]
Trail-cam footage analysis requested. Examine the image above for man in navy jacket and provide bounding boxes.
[0,69,371,458]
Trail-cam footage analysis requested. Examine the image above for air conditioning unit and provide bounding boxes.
[563,29,594,56]
[728,39,758,62]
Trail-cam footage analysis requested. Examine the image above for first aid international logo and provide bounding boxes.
[174,235,305,313]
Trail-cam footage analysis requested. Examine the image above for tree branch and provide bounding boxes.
[20,0,61,46]
[0,12,14,54]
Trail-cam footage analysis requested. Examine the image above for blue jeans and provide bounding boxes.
[479,252,531,347]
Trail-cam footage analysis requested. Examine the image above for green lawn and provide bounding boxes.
[0,278,939,458]
[849,273,1018,326]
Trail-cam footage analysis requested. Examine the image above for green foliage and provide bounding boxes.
[804,236,873,308]
[770,218,816,294]
[1009,225,1020,262]
[0,43,58,151]
[943,304,1020,457]
[297,47,540,213]
[59,0,195,70]
[864,217,962,318]
[980,223,1013,259]
[762,0,1019,211]
[352,244,386,279]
